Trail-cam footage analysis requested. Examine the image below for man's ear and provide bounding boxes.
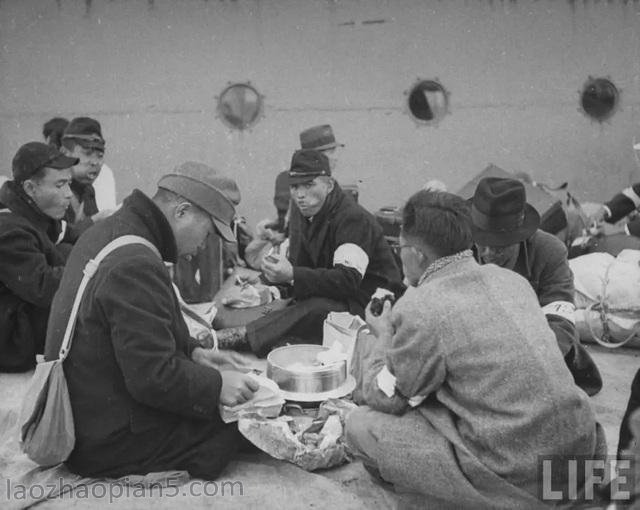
[174,201,192,219]
[22,179,37,199]
[326,177,335,193]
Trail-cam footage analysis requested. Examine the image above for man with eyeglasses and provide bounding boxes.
[0,142,78,371]
[469,177,602,396]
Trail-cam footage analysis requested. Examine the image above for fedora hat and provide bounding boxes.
[470,177,540,247]
[299,124,344,151]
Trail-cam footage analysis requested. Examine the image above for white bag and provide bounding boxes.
[569,249,640,347]
[322,312,367,371]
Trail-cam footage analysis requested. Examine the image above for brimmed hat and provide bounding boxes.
[288,149,331,185]
[12,142,79,182]
[299,124,344,151]
[470,177,540,247]
[157,162,240,243]
[63,117,106,151]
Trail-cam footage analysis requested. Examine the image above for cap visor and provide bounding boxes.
[212,217,236,243]
[77,139,105,151]
[288,175,321,186]
[47,154,79,169]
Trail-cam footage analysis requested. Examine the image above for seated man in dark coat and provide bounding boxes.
[44,163,258,479]
[217,149,403,356]
[469,177,602,396]
[0,142,78,372]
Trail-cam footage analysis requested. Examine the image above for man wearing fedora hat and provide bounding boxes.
[216,149,402,355]
[469,177,602,396]
[0,142,79,372]
[299,124,344,172]
[44,162,259,479]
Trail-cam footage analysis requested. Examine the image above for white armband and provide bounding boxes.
[376,365,396,397]
[542,300,576,324]
[333,243,369,277]
[622,187,640,209]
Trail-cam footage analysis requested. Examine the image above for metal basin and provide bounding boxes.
[266,344,347,394]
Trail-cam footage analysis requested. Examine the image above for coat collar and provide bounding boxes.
[0,180,63,242]
[120,189,179,263]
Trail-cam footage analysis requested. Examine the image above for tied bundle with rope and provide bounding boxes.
[570,250,640,348]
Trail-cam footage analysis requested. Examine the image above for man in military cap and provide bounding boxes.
[45,162,258,479]
[0,142,78,371]
[217,149,402,356]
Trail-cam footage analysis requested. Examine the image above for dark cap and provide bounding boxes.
[12,142,79,182]
[299,124,344,151]
[470,177,540,247]
[63,117,105,151]
[157,161,240,243]
[288,149,331,185]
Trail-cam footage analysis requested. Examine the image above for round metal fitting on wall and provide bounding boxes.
[404,78,450,126]
[579,77,620,123]
[216,82,265,131]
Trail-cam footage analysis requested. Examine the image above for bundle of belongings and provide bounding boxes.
[238,399,357,472]
[570,249,640,347]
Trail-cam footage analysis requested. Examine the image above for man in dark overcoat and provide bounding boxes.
[469,177,602,396]
[217,149,403,356]
[0,142,78,372]
[44,163,258,479]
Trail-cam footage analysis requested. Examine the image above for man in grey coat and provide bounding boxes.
[346,190,606,508]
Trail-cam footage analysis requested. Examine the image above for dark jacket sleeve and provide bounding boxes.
[292,214,371,301]
[64,217,94,244]
[605,183,640,224]
[98,257,223,420]
[627,217,640,238]
[533,237,578,357]
[0,227,65,307]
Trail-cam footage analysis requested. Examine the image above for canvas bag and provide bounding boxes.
[19,235,160,467]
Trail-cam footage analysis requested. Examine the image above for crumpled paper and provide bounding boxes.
[221,281,280,309]
[238,398,358,471]
[220,375,285,424]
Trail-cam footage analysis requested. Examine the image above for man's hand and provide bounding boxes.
[261,253,294,284]
[365,299,394,339]
[219,371,259,407]
[192,347,257,372]
[588,205,608,227]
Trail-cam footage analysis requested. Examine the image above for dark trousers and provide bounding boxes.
[246,297,349,357]
[67,416,241,480]
[618,368,640,458]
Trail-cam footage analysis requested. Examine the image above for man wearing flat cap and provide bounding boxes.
[0,142,78,372]
[216,149,402,356]
[469,177,602,396]
[44,162,258,479]
[60,117,116,238]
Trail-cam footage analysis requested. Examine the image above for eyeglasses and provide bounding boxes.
[397,244,413,251]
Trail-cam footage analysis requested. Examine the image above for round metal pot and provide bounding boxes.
[266,344,347,394]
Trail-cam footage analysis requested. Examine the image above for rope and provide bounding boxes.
[584,261,640,348]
